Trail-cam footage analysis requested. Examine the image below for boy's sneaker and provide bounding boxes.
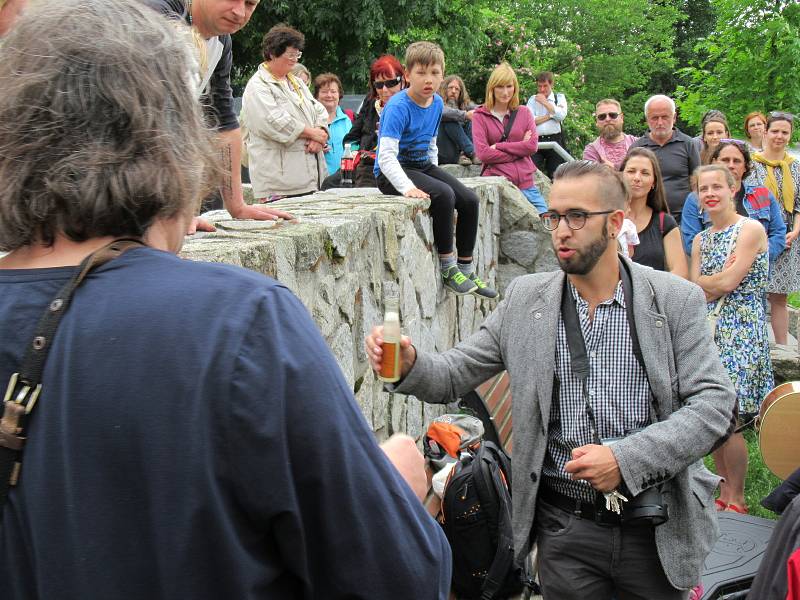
[468,272,498,299]
[441,265,478,295]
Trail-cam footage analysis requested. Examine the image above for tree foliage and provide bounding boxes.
[676,0,800,139]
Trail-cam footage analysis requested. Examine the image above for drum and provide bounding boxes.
[758,382,800,479]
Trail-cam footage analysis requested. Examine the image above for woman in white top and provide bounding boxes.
[241,25,329,200]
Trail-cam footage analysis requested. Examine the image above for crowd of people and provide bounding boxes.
[1,0,799,598]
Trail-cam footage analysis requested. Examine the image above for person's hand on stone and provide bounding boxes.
[187,216,216,234]
[404,187,429,199]
[229,203,296,221]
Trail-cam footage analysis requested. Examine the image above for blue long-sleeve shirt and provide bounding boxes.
[680,183,786,262]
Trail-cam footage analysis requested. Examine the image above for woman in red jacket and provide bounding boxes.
[472,62,546,213]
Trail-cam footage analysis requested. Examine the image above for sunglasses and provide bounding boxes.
[770,111,794,120]
[374,76,403,90]
[719,138,746,147]
[595,112,620,121]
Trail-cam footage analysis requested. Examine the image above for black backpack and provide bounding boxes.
[439,440,524,600]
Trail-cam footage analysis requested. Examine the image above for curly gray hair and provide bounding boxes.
[0,0,221,250]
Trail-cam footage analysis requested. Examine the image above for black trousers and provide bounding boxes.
[535,500,686,600]
[377,163,479,257]
[533,132,568,180]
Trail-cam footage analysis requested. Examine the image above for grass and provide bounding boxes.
[703,428,782,520]
[788,291,800,310]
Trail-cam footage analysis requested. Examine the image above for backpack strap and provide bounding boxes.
[659,211,665,235]
[0,238,144,516]
[473,442,516,600]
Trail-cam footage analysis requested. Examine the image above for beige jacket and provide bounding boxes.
[242,65,328,197]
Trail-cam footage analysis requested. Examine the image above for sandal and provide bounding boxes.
[714,499,728,511]
[725,503,748,514]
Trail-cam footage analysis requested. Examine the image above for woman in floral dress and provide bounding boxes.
[690,165,772,514]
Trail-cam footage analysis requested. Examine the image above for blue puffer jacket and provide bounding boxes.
[680,183,787,262]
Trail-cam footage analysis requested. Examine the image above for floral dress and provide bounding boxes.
[701,219,773,415]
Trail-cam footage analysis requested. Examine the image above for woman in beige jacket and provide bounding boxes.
[242,25,328,200]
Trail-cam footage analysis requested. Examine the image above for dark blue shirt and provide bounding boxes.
[0,247,450,600]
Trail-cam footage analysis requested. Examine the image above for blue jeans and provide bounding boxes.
[438,121,474,164]
[521,186,547,214]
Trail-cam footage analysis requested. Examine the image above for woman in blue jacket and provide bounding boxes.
[681,140,786,264]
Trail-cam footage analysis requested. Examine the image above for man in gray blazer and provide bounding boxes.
[367,160,736,599]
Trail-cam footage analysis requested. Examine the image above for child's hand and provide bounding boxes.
[404,187,430,199]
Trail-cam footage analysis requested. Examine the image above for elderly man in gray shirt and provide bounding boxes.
[630,95,700,225]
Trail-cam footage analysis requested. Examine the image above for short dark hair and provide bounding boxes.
[0,0,220,251]
[709,140,752,182]
[553,160,628,210]
[313,73,343,100]
[261,24,304,62]
[536,71,554,84]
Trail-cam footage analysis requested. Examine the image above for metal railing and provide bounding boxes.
[536,141,575,163]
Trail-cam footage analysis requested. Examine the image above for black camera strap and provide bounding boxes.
[559,257,647,444]
[0,238,144,517]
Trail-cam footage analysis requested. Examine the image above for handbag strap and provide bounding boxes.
[0,238,144,514]
[709,219,745,317]
[499,108,519,143]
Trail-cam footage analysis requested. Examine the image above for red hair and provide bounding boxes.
[368,54,403,99]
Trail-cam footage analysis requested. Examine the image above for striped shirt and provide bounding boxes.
[542,280,652,503]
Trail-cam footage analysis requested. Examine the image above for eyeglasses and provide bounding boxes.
[595,112,620,121]
[540,210,615,231]
[374,76,403,90]
[284,50,302,60]
[769,111,795,121]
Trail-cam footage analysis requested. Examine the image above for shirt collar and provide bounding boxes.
[567,279,625,310]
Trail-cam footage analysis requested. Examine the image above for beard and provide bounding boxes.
[555,220,610,275]
[600,123,623,140]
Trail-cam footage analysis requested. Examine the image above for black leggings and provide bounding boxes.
[377,163,479,257]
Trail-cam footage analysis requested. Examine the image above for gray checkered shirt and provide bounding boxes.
[542,280,652,503]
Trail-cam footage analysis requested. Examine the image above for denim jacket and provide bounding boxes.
[680,183,786,262]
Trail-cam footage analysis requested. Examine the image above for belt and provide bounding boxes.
[538,486,621,526]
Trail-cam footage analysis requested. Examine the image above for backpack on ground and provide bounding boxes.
[425,415,527,600]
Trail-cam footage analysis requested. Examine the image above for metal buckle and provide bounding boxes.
[3,372,42,414]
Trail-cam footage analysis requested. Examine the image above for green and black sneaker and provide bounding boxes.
[441,265,478,295]
[468,272,498,299]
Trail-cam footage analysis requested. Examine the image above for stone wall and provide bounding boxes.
[180,176,556,441]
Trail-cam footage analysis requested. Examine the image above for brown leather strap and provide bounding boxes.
[0,238,144,513]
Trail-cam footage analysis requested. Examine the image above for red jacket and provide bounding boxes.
[472,105,539,190]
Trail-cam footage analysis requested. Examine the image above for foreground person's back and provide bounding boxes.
[0,1,450,598]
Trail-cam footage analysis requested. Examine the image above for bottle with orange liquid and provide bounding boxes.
[378,296,401,383]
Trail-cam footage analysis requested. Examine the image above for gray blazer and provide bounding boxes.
[396,259,736,590]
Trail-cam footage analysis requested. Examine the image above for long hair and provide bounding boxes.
[484,63,520,112]
[700,115,730,165]
[0,0,221,250]
[620,148,669,213]
[709,140,752,182]
[439,75,470,111]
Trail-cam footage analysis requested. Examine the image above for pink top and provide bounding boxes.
[472,105,539,190]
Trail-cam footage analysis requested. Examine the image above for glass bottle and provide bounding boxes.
[378,296,401,383]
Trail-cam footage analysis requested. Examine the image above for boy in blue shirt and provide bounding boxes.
[375,42,497,298]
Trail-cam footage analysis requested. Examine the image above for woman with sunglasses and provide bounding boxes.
[320,55,405,188]
[680,140,785,264]
[242,25,329,200]
[690,165,771,514]
[620,147,688,277]
[751,112,800,346]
